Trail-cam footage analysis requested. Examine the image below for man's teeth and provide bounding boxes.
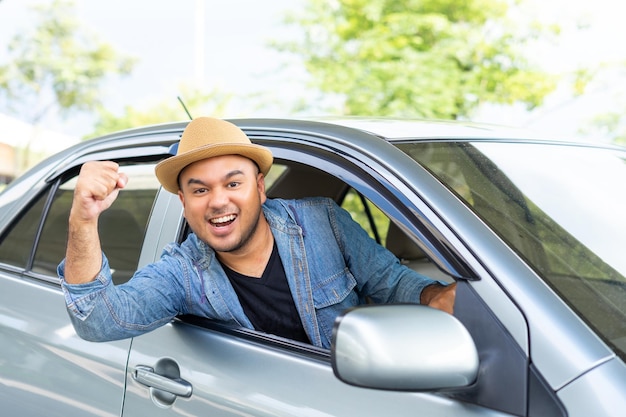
[210,214,236,225]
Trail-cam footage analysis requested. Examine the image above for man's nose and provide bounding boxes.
[208,187,229,208]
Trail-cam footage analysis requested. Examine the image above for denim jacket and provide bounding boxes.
[59,197,437,348]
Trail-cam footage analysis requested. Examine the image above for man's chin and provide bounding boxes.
[207,237,243,254]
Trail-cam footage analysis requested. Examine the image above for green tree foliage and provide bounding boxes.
[277,0,559,119]
[0,0,136,124]
[588,110,626,146]
[581,64,626,146]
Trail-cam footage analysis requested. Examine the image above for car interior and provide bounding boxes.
[264,159,452,283]
[174,158,453,285]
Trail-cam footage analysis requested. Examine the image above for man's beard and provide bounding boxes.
[209,203,263,254]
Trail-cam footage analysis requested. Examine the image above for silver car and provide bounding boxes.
[1,118,625,416]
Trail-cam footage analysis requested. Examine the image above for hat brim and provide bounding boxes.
[155,142,273,194]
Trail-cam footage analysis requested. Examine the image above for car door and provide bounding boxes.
[122,135,531,416]
[0,154,162,416]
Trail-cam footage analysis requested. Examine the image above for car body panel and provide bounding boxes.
[124,321,511,417]
[1,118,624,416]
[557,357,626,417]
[0,273,130,417]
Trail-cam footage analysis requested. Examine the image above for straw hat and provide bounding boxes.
[155,117,273,194]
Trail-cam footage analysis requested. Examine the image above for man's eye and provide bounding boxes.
[193,188,207,194]
[227,182,240,188]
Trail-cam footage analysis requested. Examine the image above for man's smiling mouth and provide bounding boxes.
[210,214,237,227]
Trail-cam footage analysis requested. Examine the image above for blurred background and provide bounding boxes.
[1,0,625,186]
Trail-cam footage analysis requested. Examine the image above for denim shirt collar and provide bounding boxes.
[188,199,323,346]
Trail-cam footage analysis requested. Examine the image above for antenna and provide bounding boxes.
[177,96,193,120]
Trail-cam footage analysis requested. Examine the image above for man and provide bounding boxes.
[59,117,455,348]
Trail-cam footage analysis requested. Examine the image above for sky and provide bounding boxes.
[0,0,307,141]
[1,0,625,151]
[71,0,306,114]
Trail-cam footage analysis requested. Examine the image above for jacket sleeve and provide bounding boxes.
[329,201,442,304]
[58,251,187,342]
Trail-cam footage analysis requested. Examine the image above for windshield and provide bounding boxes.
[397,141,626,359]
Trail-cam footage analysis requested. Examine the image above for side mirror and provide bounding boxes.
[331,304,478,391]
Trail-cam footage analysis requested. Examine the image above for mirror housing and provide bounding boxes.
[331,304,478,391]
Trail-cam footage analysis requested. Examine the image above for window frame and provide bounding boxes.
[0,144,173,285]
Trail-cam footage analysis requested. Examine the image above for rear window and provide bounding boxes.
[0,163,161,284]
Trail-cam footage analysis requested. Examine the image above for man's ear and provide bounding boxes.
[257,172,267,204]
[178,190,185,207]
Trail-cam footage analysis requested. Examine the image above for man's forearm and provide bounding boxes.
[64,217,103,284]
[420,282,456,314]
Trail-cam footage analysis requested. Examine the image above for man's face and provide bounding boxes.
[178,155,267,254]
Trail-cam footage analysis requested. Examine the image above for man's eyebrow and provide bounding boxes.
[223,169,245,180]
[185,169,245,187]
[186,178,207,187]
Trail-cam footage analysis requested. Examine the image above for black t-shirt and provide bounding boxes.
[220,243,310,344]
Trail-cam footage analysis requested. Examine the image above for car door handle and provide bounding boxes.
[133,365,193,398]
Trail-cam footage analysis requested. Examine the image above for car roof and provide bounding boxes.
[84,117,544,142]
[51,117,625,164]
[308,116,551,141]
